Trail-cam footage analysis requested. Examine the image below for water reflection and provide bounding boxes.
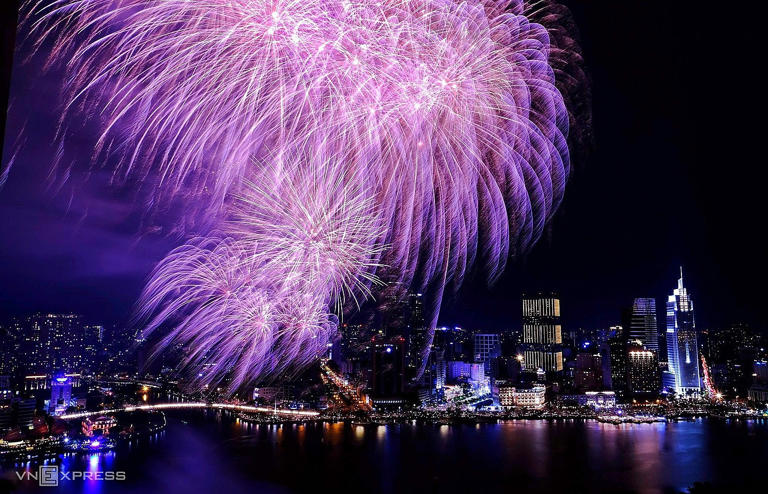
[4,417,767,493]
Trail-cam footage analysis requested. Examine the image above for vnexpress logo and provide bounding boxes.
[38,466,59,487]
[15,465,126,486]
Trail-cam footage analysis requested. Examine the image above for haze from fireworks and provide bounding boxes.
[22,0,590,392]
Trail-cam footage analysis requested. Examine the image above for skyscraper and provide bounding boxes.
[607,325,628,398]
[522,293,563,373]
[405,292,427,376]
[627,341,659,397]
[18,314,89,374]
[474,333,501,378]
[666,268,701,396]
[630,298,658,352]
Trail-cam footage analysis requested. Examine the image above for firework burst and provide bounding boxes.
[23,0,590,391]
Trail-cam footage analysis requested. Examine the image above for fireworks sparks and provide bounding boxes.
[23,0,589,392]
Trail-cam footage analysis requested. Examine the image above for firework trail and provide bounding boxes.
[23,0,590,392]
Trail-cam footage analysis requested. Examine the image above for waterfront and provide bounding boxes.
[2,411,767,493]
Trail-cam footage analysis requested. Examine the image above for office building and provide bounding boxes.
[627,341,659,397]
[522,292,563,373]
[630,298,659,352]
[665,268,702,396]
[607,325,628,398]
[474,333,501,377]
[17,313,95,374]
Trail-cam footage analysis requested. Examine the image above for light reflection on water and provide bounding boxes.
[3,414,767,493]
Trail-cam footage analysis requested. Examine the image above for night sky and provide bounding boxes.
[1,1,766,332]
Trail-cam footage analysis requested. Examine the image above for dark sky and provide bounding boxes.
[1,1,766,332]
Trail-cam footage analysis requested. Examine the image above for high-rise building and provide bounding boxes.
[474,333,501,377]
[627,341,659,397]
[522,292,563,374]
[630,298,658,352]
[405,292,428,376]
[607,325,628,398]
[665,268,701,396]
[0,320,22,378]
[17,314,92,374]
[433,348,446,391]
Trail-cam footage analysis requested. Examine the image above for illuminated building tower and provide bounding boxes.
[607,325,628,398]
[433,348,446,391]
[0,320,22,378]
[627,341,659,397]
[83,324,105,372]
[405,292,427,376]
[19,314,88,374]
[630,298,659,352]
[48,375,72,416]
[474,333,501,378]
[522,293,563,374]
[666,268,702,396]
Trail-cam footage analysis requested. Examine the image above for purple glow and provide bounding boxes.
[23,0,588,392]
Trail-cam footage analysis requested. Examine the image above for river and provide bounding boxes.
[3,411,767,493]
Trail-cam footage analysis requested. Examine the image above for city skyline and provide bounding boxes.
[3,267,764,404]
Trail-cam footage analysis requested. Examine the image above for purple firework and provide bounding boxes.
[23,0,589,392]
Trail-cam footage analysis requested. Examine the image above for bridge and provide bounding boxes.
[92,378,163,389]
[59,402,320,420]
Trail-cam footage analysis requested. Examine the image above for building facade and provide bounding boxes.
[665,268,701,396]
[474,333,501,378]
[499,385,547,408]
[627,342,659,397]
[607,325,628,398]
[48,375,73,416]
[522,293,563,373]
[559,391,616,408]
[630,298,659,352]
